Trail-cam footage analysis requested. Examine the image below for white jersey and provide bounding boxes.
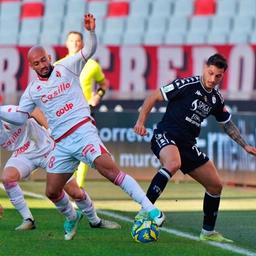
[16,30,97,140]
[0,105,54,158]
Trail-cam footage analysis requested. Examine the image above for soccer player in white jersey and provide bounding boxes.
[134,53,256,243]
[1,105,121,232]
[0,13,165,240]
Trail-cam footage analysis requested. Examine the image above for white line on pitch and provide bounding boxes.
[1,185,255,256]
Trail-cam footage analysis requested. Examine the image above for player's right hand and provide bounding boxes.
[134,123,147,136]
[84,13,96,31]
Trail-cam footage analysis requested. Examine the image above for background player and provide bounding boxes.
[0,13,165,240]
[1,105,120,232]
[55,31,109,188]
[134,53,256,243]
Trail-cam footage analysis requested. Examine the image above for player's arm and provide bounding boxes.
[134,90,164,136]
[0,106,28,126]
[220,120,256,155]
[81,13,97,59]
[88,78,109,107]
[30,107,49,130]
[69,13,97,74]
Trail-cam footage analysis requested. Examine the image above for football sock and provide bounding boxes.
[146,168,172,204]
[114,172,156,213]
[50,190,77,221]
[202,191,221,231]
[3,181,33,220]
[74,189,100,225]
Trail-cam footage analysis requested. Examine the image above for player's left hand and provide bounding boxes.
[88,92,101,107]
[84,13,96,31]
[244,145,256,156]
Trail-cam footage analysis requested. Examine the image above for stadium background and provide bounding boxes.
[1,0,256,185]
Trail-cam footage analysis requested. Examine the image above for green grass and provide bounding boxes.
[1,181,256,256]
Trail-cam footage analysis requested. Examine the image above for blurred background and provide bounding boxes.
[1,0,256,185]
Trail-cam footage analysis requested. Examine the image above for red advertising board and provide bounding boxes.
[0,44,256,99]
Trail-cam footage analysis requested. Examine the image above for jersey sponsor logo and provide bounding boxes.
[185,116,200,127]
[163,83,174,93]
[190,99,212,115]
[56,103,73,117]
[14,141,30,156]
[81,144,96,156]
[2,128,22,148]
[41,83,71,103]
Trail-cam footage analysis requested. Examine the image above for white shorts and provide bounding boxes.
[47,121,110,174]
[5,154,75,182]
[4,154,44,179]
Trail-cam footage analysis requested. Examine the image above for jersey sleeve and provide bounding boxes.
[93,62,105,83]
[212,91,231,123]
[160,78,186,101]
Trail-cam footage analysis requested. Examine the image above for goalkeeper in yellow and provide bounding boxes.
[55,31,109,188]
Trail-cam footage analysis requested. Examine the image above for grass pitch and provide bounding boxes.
[1,181,256,256]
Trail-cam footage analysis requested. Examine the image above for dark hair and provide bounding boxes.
[66,31,83,41]
[206,53,228,71]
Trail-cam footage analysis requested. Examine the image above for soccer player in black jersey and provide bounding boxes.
[134,53,256,243]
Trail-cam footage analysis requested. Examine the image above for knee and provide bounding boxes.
[45,188,61,200]
[2,169,19,184]
[2,175,17,184]
[207,181,223,195]
[164,162,181,176]
[69,188,85,201]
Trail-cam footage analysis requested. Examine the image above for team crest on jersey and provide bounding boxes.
[56,71,61,77]
[204,96,207,102]
[37,85,42,92]
[212,95,216,104]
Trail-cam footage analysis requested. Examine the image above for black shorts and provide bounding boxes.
[151,130,209,174]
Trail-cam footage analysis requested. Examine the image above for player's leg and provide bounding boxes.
[2,157,36,230]
[189,160,233,243]
[46,171,83,240]
[135,134,180,220]
[75,162,88,188]
[146,144,180,203]
[77,122,165,226]
[93,154,165,226]
[64,176,120,229]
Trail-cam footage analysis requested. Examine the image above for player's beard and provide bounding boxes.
[36,65,53,78]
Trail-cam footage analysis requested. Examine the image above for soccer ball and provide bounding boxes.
[131,219,159,243]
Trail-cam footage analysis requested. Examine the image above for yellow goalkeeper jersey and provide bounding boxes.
[55,57,105,100]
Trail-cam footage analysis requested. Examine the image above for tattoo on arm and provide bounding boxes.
[220,120,248,148]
